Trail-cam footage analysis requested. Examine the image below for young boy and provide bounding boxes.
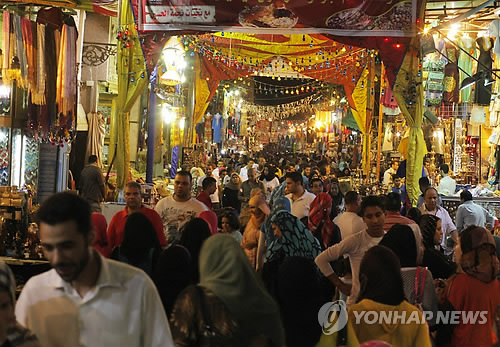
[196,176,217,210]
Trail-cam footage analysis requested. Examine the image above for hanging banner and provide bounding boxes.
[138,0,417,37]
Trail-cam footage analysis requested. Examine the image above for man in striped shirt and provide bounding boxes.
[383,192,415,232]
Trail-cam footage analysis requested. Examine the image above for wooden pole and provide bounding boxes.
[376,64,386,182]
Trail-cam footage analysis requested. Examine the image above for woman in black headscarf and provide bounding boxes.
[348,245,431,347]
[419,214,457,279]
[153,245,192,317]
[180,218,212,283]
[110,212,161,277]
[328,179,344,220]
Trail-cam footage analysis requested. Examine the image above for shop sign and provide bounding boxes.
[138,0,418,37]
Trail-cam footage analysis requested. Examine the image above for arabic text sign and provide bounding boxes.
[138,0,418,37]
[145,6,215,24]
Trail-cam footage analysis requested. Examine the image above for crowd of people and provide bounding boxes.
[3,152,500,347]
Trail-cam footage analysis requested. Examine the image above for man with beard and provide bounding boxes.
[15,192,174,347]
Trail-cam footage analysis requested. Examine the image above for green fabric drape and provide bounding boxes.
[110,0,148,190]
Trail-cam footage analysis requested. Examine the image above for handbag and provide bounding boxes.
[195,285,216,347]
[414,266,428,312]
[435,275,458,346]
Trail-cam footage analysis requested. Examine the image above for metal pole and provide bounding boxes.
[146,67,157,183]
[376,64,386,182]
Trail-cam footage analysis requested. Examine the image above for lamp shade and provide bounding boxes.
[160,69,182,86]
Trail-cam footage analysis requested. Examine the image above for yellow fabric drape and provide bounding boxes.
[392,37,426,205]
[110,0,148,190]
[192,54,211,142]
[351,66,370,175]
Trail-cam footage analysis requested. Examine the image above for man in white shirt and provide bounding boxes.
[16,192,174,347]
[437,164,456,196]
[456,190,495,233]
[197,164,221,209]
[333,191,366,240]
[382,161,399,186]
[315,196,385,307]
[156,171,208,244]
[419,187,457,256]
[285,171,316,221]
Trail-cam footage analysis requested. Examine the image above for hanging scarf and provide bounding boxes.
[32,23,46,105]
[1,11,10,79]
[13,14,27,88]
[265,211,321,264]
[308,193,336,249]
[459,226,500,283]
[56,24,76,117]
[21,18,35,91]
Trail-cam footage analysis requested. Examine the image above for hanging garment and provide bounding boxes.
[204,113,213,142]
[470,105,486,124]
[85,112,106,167]
[382,124,394,152]
[382,84,400,115]
[195,122,204,143]
[474,37,494,106]
[489,96,500,127]
[443,44,459,104]
[458,35,476,103]
[488,19,500,56]
[212,113,223,144]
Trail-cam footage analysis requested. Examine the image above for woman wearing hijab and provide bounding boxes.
[199,210,218,235]
[153,245,192,317]
[91,213,110,258]
[222,172,241,212]
[261,165,280,202]
[309,193,342,250]
[241,193,270,270]
[110,212,161,277]
[379,224,439,329]
[276,257,324,347]
[419,214,457,279]
[170,234,285,347]
[262,211,322,298]
[328,180,344,220]
[440,226,500,347]
[180,218,212,283]
[347,245,431,347]
[0,259,40,347]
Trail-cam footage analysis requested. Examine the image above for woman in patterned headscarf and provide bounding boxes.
[308,193,342,250]
[441,226,500,347]
[262,211,321,298]
[419,214,456,279]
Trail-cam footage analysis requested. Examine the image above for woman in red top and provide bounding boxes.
[442,226,500,347]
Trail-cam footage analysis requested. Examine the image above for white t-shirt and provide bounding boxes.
[286,191,316,220]
[197,175,220,203]
[437,175,456,196]
[263,177,280,201]
[239,167,249,182]
[315,230,382,307]
[334,212,367,240]
[383,168,395,186]
[154,196,208,244]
